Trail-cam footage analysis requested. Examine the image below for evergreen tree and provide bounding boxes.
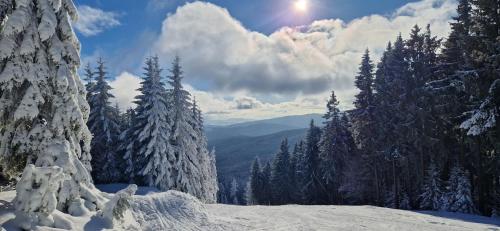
[247,157,262,205]
[270,139,291,205]
[167,56,218,203]
[217,180,229,204]
[301,120,322,204]
[0,0,102,226]
[87,58,121,183]
[230,178,239,205]
[261,162,272,205]
[352,49,376,157]
[448,167,475,214]
[83,63,95,102]
[123,56,173,189]
[289,142,302,203]
[319,91,356,204]
[420,162,444,210]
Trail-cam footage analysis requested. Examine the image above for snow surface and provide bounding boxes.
[1,187,499,231]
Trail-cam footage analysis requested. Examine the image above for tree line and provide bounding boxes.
[62,56,218,203]
[247,0,500,217]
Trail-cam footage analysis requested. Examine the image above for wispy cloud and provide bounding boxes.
[147,0,179,12]
[75,5,121,36]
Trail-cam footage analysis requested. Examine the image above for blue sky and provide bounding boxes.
[73,0,457,124]
[76,0,416,74]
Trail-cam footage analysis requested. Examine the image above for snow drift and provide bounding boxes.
[1,187,499,230]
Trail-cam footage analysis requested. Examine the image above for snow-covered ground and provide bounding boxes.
[1,185,499,231]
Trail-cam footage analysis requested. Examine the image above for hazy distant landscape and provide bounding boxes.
[207,114,324,184]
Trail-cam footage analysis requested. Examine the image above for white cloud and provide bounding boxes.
[111,0,458,121]
[110,72,142,109]
[75,5,120,36]
[151,0,456,107]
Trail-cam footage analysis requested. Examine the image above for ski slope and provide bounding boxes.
[1,187,499,231]
[206,204,500,231]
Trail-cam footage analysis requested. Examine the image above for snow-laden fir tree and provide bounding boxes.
[217,181,229,204]
[420,162,444,210]
[229,177,239,205]
[270,139,291,205]
[258,161,272,205]
[189,98,218,203]
[289,142,303,203]
[319,91,356,204]
[87,58,121,183]
[123,56,173,188]
[0,0,105,227]
[301,120,322,204]
[247,157,262,205]
[351,49,376,154]
[448,166,475,214]
[167,56,217,203]
[83,63,95,101]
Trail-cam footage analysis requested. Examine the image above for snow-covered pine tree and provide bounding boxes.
[230,177,239,205]
[167,56,217,203]
[190,98,218,203]
[352,49,376,155]
[260,162,272,205]
[319,91,356,204]
[87,58,121,183]
[270,138,291,205]
[301,120,322,204]
[123,56,173,189]
[420,162,444,210]
[217,179,229,204]
[83,63,95,101]
[288,142,302,203]
[0,0,105,227]
[247,157,262,205]
[448,166,475,214]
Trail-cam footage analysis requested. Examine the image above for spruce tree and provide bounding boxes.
[270,139,291,205]
[230,178,239,205]
[83,63,95,102]
[301,120,322,204]
[167,56,218,203]
[87,58,121,183]
[247,157,262,205]
[420,162,444,210]
[0,0,102,227]
[352,49,376,154]
[448,166,475,214]
[123,56,173,189]
[319,91,356,204]
[289,143,301,203]
[261,162,272,205]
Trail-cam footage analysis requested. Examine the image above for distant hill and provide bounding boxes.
[206,113,324,141]
[208,128,308,185]
[206,114,326,185]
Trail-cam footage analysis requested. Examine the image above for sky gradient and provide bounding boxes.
[73,0,457,124]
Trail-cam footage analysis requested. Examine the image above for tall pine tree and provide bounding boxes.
[123,56,173,189]
[270,139,291,205]
[87,58,121,183]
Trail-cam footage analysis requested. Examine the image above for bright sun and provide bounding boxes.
[294,0,308,13]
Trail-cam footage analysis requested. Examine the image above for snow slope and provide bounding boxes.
[1,188,499,231]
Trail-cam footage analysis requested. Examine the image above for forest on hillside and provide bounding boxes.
[243,0,500,217]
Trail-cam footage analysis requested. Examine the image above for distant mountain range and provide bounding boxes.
[206,113,324,141]
[206,114,325,185]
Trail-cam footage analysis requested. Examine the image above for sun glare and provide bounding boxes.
[294,0,308,13]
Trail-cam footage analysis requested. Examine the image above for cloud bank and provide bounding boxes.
[75,5,121,36]
[112,0,457,123]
